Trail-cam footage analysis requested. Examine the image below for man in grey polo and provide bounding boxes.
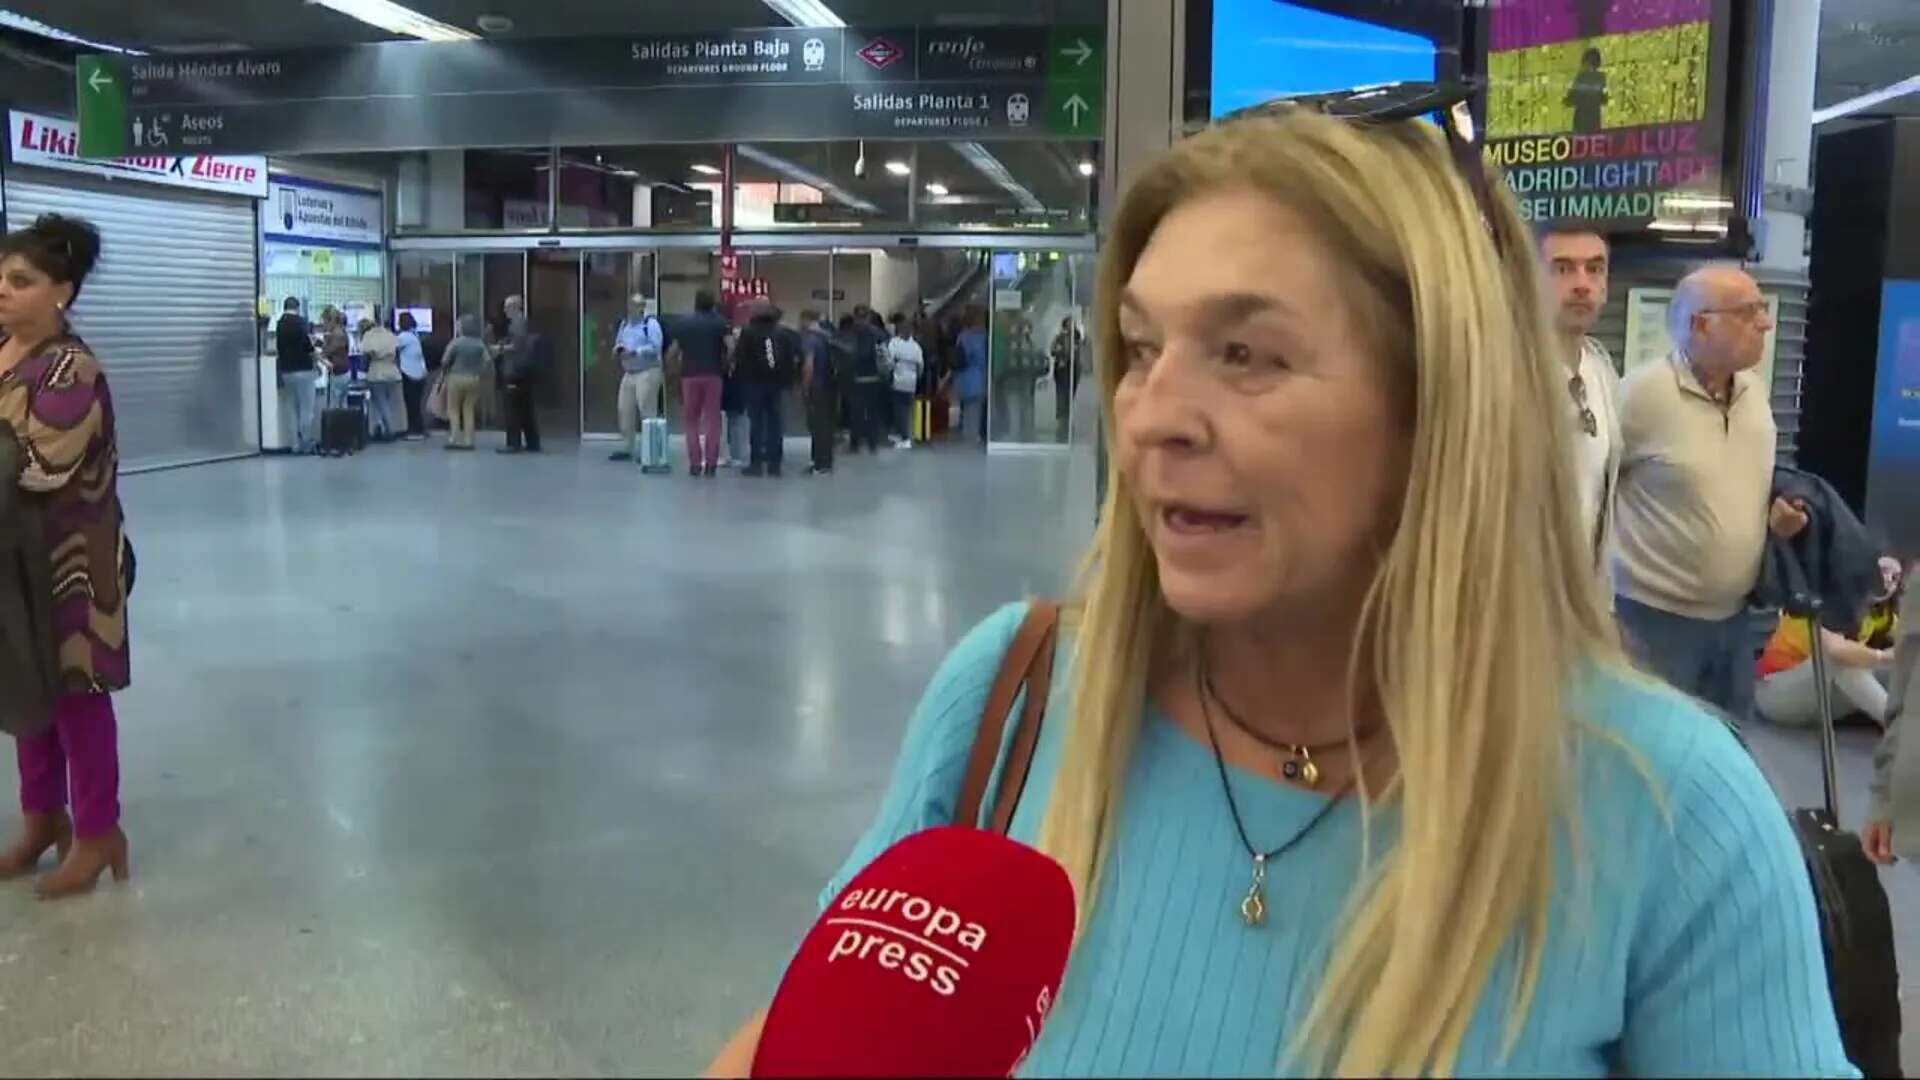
[1613,265,1807,721]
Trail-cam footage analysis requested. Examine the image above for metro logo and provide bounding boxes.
[857,38,903,70]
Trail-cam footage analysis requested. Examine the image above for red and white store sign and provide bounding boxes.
[8,111,268,199]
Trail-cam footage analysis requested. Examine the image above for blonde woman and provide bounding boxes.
[708,93,1850,1077]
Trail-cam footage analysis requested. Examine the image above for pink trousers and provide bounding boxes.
[15,693,120,838]
[681,375,724,470]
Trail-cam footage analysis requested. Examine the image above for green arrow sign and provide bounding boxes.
[77,56,130,158]
[1044,26,1103,138]
[1046,85,1103,138]
[1047,26,1104,82]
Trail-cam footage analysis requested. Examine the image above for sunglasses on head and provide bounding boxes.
[1219,79,1503,254]
[1567,372,1599,438]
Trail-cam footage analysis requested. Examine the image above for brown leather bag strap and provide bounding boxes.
[956,601,1062,833]
[989,614,1058,836]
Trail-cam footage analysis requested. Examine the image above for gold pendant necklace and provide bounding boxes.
[1198,655,1356,930]
[1240,854,1269,927]
[1278,747,1320,787]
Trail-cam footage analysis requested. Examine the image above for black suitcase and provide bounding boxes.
[1787,586,1903,1078]
[320,397,367,457]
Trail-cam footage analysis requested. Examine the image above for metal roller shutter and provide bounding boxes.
[5,172,259,471]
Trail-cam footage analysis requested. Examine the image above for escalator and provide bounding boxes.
[921,251,990,323]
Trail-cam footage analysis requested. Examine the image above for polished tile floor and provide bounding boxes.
[0,441,1095,1076]
[0,440,1913,1075]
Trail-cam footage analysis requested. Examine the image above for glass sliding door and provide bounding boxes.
[527,249,585,441]
[1056,252,1096,448]
[451,252,524,435]
[987,249,1086,448]
[393,251,456,366]
[457,253,527,340]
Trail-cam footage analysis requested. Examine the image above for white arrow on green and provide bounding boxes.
[87,67,114,93]
[1063,94,1090,125]
[1060,39,1093,67]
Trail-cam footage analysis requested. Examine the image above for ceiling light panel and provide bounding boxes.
[952,141,1044,213]
[736,143,880,213]
[1812,74,1920,123]
[763,0,847,28]
[308,0,477,41]
[0,8,143,53]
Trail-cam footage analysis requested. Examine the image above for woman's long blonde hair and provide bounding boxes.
[1038,109,1621,1075]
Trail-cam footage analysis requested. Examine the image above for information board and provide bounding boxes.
[76,26,1104,158]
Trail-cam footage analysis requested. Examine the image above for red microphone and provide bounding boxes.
[752,826,1077,1078]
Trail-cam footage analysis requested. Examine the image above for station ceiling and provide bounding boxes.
[1818,0,1920,117]
[6,0,1102,50]
[7,0,1918,118]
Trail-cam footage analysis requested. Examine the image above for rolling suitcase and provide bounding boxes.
[319,408,363,456]
[930,389,951,437]
[320,382,369,457]
[914,397,935,444]
[1786,582,1903,1078]
[638,416,671,474]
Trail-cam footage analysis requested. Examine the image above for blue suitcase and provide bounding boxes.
[639,416,671,474]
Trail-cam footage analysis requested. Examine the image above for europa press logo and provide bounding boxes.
[824,884,985,996]
[857,36,904,70]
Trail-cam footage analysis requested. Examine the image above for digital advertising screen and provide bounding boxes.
[1186,0,1460,125]
[1210,0,1440,117]
[1485,0,1737,235]
[394,306,434,334]
[1866,280,1920,557]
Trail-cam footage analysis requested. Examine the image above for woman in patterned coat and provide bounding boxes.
[0,214,131,899]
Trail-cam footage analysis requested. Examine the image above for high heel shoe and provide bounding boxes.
[0,812,73,880]
[35,825,129,900]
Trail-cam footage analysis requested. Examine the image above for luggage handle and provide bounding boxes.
[1778,543,1843,824]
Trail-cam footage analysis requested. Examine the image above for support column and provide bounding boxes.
[426,150,465,231]
[1086,0,1183,519]
[1757,0,1820,272]
[1749,0,1821,467]
[1100,0,1181,226]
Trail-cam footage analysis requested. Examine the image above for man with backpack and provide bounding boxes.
[732,300,802,478]
[837,313,885,455]
[609,294,667,462]
[800,310,837,476]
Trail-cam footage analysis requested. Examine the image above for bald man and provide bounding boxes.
[1613,265,1807,722]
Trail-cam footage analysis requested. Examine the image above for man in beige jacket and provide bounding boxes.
[1612,265,1808,721]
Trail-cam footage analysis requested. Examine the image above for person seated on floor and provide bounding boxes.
[1755,555,1902,729]
[706,95,1849,1078]
[1865,558,1920,866]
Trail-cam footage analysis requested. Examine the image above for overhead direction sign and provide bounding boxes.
[76,25,1107,157]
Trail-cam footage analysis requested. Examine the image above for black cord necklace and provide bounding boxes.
[1196,660,1354,929]
[1199,653,1371,788]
